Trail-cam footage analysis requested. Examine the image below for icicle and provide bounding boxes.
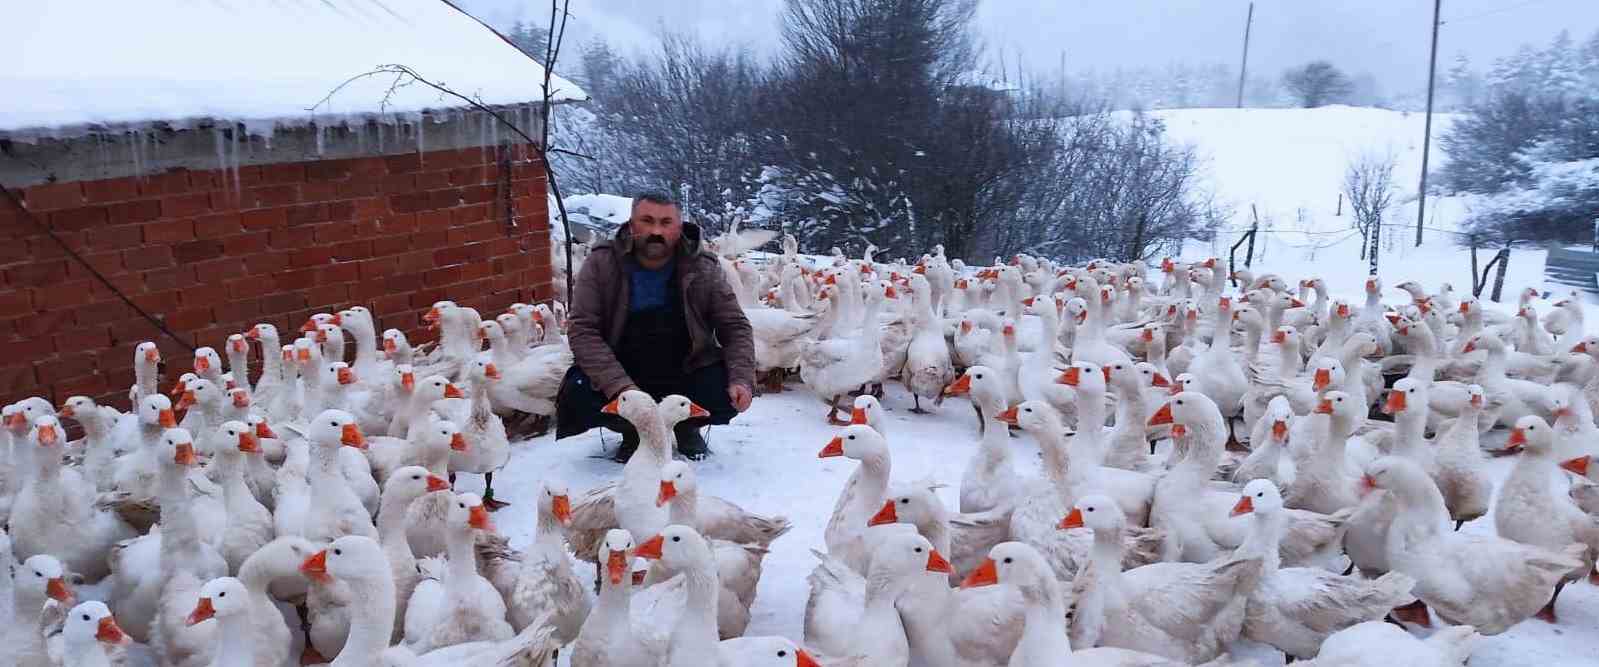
[232,124,243,194]
[416,114,425,164]
[214,125,228,181]
[315,120,326,156]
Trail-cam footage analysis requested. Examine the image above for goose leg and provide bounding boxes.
[1453,519,1465,531]
[973,404,985,435]
[826,396,850,425]
[1536,580,1567,623]
[910,394,929,415]
[482,472,510,511]
[1389,600,1432,627]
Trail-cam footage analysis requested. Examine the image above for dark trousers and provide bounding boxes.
[554,361,737,440]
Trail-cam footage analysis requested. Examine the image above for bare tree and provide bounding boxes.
[1282,61,1354,108]
[1344,150,1397,272]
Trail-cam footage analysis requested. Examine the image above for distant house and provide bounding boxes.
[0,0,585,408]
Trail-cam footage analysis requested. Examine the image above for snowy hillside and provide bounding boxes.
[1161,105,1556,314]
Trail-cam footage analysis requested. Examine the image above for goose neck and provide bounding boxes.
[1239,510,1285,574]
[63,639,113,667]
[1391,410,1428,459]
[351,327,379,369]
[1088,527,1124,578]
[335,576,397,664]
[214,611,256,664]
[378,495,421,548]
[445,526,478,584]
[664,489,699,528]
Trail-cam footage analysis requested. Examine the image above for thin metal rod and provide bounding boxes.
[1235,2,1254,108]
[1416,0,1443,247]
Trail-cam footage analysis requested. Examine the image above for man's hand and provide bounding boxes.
[728,383,753,413]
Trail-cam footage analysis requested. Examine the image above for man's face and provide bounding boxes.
[630,200,682,262]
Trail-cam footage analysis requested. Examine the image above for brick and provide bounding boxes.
[54,324,112,352]
[84,222,142,251]
[375,213,419,235]
[180,283,230,308]
[409,288,447,309]
[450,204,491,227]
[285,204,330,226]
[0,239,30,266]
[433,245,470,267]
[389,192,434,213]
[162,307,213,332]
[267,229,314,249]
[245,251,291,275]
[459,261,495,283]
[306,284,348,306]
[357,256,399,280]
[416,210,453,231]
[260,163,307,184]
[247,185,300,209]
[305,160,354,182]
[240,208,288,230]
[26,234,80,261]
[336,180,382,199]
[138,171,193,197]
[50,206,111,231]
[289,247,334,268]
[129,290,181,314]
[329,240,372,262]
[81,178,141,204]
[106,199,164,226]
[385,273,424,294]
[414,170,451,191]
[36,352,98,384]
[75,299,135,325]
[447,167,488,186]
[317,262,361,284]
[21,183,85,211]
[123,245,174,271]
[380,173,417,193]
[53,373,111,402]
[32,280,97,309]
[300,182,341,203]
[227,276,276,299]
[347,279,387,302]
[172,240,225,264]
[194,213,243,238]
[411,229,447,250]
[385,153,423,174]
[0,288,33,318]
[313,222,359,245]
[7,261,69,288]
[142,265,198,291]
[428,189,465,210]
[259,292,307,316]
[351,198,388,219]
[423,265,462,287]
[219,231,270,255]
[371,294,410,317]
[274,269,318,291]
[370,234,410,257]
[190,257,247,283]
[143,219,196,244]
[161,193,211,219]
[327,200,356,222]
[0,364,38,396]
[461,185,496,205]
[212,298,260,324]
[395,250,435,274]
[448,222,502,245]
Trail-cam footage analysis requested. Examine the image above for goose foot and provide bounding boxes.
[826,397,850,426]
[1590,568,1599,586]
[1537,581,1568,623]
[301,646,329,666]
[1341,561,1356,576]
[482,473,510,511]
[910,395,929,415]
[1390,600,1431,627]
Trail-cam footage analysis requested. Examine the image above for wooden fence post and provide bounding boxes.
[1490,247,1510,302]
[1469,234,1479,296]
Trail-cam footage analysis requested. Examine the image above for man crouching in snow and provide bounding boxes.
[555,189,756,461]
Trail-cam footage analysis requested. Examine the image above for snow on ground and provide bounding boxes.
[2,0,584,136]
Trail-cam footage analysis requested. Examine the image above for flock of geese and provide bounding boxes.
[3,233,1599,667]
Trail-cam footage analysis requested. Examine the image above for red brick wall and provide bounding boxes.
[0,145,554,410]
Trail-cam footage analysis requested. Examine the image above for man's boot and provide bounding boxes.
[674,423,710,461]
[611,427,640,463]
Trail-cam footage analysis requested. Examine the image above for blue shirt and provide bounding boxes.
[628,258,675,312]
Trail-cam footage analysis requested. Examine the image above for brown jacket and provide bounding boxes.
[567,222,755,399]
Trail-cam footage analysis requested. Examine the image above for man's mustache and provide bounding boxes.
[645,235,667,245]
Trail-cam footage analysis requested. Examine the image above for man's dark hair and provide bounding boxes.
[630,189,681,215]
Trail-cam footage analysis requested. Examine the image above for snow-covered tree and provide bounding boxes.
[1445,52,1482,109]
[1282,61,1353,107]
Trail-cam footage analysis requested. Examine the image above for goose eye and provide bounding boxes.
[218,591,226,598]
[1176,400,1184,405]
[1086,507,1095,512]
[672,536,681,543]
[900,498,909,504]
[1003,557,1013,564]
[82,614,90,621]
[778,651,787,657]
[412,475,421,480]
[334,548,342,556]
[914,547,923,553]
[847,435,855,440]
[34,570,41,577]
[1256,492,1263,497]
[330,421,337,427]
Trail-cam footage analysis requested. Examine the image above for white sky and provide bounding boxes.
[458,0,1599,98]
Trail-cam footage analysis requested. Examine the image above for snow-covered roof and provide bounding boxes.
[1,0,587,135]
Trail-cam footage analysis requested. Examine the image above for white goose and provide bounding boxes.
[942,367,1023,514]
[59,601,132,667]
[2,553,76,667]
[402,493,513,652]
[477,480,590,645]
[800,281,890,424]
[1231,479,1417,659]
[571,530,650,667]
[10,416,135,583]
[1492,415,1599,622]
[803,531,950,666]
[652,461,779,639]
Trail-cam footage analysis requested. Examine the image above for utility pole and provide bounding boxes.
[1235,2,1255,108]
[1415,0,1443,247]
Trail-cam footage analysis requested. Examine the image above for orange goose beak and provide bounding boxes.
[868,500,898,527]
[1058,508,1085,530]
[961,558,999,589]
